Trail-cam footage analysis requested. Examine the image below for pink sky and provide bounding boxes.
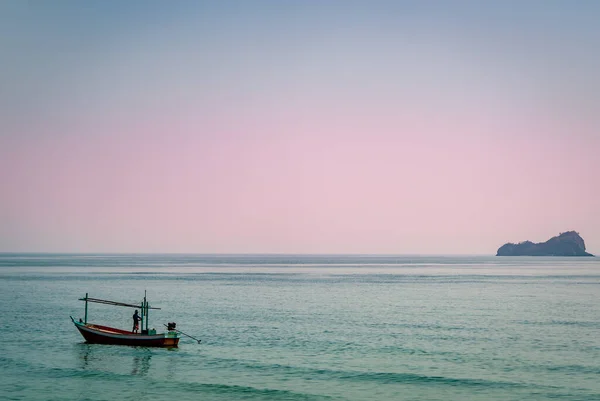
[1,2,598,254]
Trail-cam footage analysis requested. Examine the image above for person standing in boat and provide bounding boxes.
[132,310,142,333]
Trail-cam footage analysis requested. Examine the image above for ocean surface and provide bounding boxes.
[1,254,599,401]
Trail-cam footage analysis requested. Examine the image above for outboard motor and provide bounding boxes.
[167,322,177,331]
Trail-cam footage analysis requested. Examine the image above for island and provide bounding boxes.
[496,231,594,256]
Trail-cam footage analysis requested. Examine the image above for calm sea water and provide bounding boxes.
[1,254,599,401]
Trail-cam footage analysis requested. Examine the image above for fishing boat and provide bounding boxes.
[71,292,180,347]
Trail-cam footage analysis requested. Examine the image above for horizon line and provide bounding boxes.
[0,251,536,257]
[0,251,496,256]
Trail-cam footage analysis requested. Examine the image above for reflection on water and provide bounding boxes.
[131,352,152,376]
[76,344,153,376]
[78,343,93,370]
[164,347,180,381]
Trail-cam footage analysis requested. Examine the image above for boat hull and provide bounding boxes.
[72,319,179,347]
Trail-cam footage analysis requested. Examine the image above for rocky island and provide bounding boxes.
[496,231,594,256]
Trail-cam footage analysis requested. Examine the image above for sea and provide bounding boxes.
[1,254,599,401]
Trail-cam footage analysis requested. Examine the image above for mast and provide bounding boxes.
[84,293,88,324]
[145,290,150,332]
[140,291,146,333]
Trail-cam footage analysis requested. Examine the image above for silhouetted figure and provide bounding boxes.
[132,310,141,333]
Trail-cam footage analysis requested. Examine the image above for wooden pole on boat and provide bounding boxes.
[144,291,147,332]
[140,298,144,334]
[145,291,149,332]
[84,293,88,324]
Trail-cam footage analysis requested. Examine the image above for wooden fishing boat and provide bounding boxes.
[71,292,180,347]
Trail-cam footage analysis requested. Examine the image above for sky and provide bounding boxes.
[1,1,599,254]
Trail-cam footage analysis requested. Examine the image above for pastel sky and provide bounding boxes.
[1,1,599,254]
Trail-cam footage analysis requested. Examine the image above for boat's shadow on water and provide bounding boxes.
[76,343,176,377]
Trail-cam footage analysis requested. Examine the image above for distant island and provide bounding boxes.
[496,231,594,256]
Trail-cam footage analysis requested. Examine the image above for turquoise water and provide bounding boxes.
[1,254,599,400]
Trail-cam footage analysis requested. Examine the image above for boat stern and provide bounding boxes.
[163,331,180,347]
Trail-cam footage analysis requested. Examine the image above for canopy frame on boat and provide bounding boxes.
[79,291,160,333]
